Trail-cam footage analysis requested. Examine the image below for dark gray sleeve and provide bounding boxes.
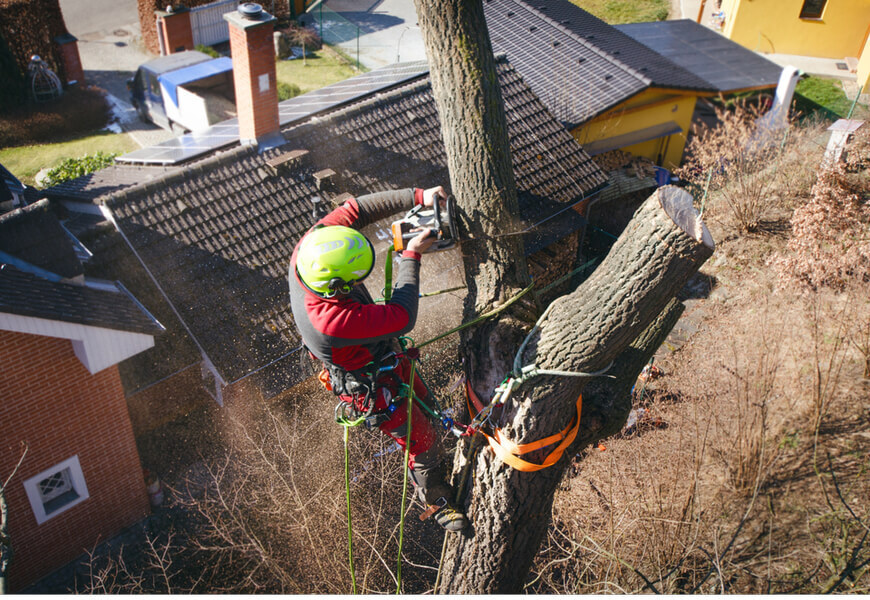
[387,254,421,334]
[355,188,416,228]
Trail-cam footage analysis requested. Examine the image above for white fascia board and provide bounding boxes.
[0,312,155,374]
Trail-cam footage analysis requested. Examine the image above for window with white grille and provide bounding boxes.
[23,456,89,524]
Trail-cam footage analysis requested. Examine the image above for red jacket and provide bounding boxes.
[289,189,425,372]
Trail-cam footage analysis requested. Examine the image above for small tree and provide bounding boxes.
[1,443,28,595]
[285,23,320,67]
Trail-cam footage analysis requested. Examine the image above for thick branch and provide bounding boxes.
[441,186,714,593]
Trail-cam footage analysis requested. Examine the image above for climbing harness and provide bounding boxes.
[335,245,614,592]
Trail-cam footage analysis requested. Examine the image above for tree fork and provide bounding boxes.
[439,187,714,593]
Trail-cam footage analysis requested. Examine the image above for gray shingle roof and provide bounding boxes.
[484,0,715,127]
[103,56,607,387]
[615,20,783,93]
[0,200,83,279]
[43,164,183,203]
[0,264,164,335]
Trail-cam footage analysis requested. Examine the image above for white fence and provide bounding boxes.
[191,0,238,47]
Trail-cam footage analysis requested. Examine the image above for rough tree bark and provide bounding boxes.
[413,0,715,593]
[413,0,534,391]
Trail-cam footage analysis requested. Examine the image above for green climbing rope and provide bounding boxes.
[343,425,358,594]
[417,282,535,349]
[395,357,416,594]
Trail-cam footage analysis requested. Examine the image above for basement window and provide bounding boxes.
[799,0,826,19]
[23,456,90,524]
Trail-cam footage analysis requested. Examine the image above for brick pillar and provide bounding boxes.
[54,33,85,86]
[157,6,194,55]
[224,4,279,145]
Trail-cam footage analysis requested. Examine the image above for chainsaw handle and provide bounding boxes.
[401,227,437,241]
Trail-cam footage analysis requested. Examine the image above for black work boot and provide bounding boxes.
[429,496,470,532]
[410,446,469,532]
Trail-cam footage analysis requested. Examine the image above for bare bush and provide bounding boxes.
[677,98,809,233]
[773,127,870,291]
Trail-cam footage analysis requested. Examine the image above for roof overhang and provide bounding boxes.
[0,312,156,374]
[581,120,683,155]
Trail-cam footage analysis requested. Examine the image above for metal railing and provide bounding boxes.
[305,1,361,69]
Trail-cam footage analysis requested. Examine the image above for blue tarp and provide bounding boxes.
[157,57,233,107]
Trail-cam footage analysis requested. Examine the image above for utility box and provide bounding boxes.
[127,50,236,133]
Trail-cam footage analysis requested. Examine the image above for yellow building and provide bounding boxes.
[719,0,870,90]
[572,88,706,170]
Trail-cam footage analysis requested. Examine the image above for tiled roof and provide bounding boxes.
[483,0,715,127]
[0,264,164,335]
[615,20,783,93]
[103,56,607,387]
[43,163,183,203]
[0,200,83,279]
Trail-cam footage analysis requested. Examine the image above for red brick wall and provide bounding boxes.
[0,330,150,592]
[228,18,278,142]
[160,10,194,54]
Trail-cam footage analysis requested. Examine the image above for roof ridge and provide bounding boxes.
[505,0,652,86]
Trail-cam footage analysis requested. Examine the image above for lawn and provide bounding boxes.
[275,48,361,96]
[568,0,670,23]
[796,75,868,118]
[0,130,138,186]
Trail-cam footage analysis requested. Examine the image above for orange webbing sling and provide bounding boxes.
[466,380,582,472]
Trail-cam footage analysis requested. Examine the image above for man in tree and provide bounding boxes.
[289,186,469,532]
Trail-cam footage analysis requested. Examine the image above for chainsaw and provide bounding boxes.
[390,194,459,253]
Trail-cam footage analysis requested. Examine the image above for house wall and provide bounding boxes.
[857,33,870,90]
[720,0,870,58]
[0,330,150,592]
[572,89,698,169]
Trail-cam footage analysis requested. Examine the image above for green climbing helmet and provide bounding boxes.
[296,225,375,297]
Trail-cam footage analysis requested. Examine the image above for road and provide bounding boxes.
[58,0,174,147]
[58,0,139,38]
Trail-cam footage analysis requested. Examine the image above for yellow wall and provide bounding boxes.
[858,32,870,90]
[571,89,698,169]
[721,0,870,58]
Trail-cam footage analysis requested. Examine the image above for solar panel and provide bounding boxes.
[615,21,782,93]
[117,61,429,166]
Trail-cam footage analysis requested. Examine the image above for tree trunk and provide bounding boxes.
[413,0,534,392]
[412,0,714,593]
[438,187,713,592]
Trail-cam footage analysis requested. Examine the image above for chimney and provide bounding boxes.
[224,3,280,147]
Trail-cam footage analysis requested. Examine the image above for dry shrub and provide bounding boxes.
[677,98,817,233]
[773,116,830,203]
[0,85,110,147]
[773,127,870,292]
[534,291,824,594]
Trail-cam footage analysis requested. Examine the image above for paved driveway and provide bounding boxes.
[59,0,175,147]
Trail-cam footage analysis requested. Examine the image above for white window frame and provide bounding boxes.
[23,455,90,525]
